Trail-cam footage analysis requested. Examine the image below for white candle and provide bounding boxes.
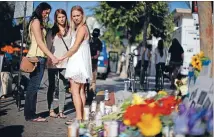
[112,105,118,112]
[104,121,111,137]
[84,106,90,120]
[67,123,79,137]
[99,101,105,115]
[95,111,102,127]
[91,100,97,112]
[109,121,118,137]
[105,106,112,115]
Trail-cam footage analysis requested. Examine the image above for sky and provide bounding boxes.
[34,1,190,24]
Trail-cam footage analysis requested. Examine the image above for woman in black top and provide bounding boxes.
[168,38,184,89]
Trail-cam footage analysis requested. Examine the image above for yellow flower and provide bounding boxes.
[158,90,168,96]
[195,60,202,71]
[191,60,197,68]
[123,119,131,126]
[132,94,145,105]
[198,51,204,58]
[191,55,200,68]
[137,114,162,136]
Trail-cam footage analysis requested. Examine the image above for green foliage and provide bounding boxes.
[93,1,174,50]
[93,1,146,47]
[100,27,122,50]
[148,2,175,44]
[0,2,16,45]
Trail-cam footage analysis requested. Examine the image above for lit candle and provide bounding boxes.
[67,123,79,137]
[112,105,118,112]
[84,106,90,120]
[105,106,112,115]
[91,100,97,112]
[99,101,105,115]
[95,111,102,127]
[110,121,119,137]
[104,121,111,137]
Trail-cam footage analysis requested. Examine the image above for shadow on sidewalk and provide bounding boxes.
[0,125,24,137]
[0,108,10,117]
[64,101,75,115]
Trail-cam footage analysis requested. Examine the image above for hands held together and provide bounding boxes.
[50,56,67,65]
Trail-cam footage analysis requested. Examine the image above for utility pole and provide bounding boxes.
[197,2,213,77]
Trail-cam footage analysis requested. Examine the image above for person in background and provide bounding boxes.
[168,38,184,89]
[141,43,152,85]
[24,2,59,122]
[155,40,167,89]
[89,28,102,93]
[46,9,71,119]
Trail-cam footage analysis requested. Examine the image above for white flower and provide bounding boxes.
[146,91,157,98]
[179,85,188,96]
[181,77,188,85]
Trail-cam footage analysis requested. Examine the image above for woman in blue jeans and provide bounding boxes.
[46,9,71,118]
[24,2,59,122]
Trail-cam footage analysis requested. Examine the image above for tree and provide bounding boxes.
[0,1,16,46]
[93,1,145,46]
[197,2,213,77]
[93,2,174,79]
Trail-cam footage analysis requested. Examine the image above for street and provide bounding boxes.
[0,71,171,137]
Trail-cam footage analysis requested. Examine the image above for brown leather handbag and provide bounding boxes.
[20,57,39,73]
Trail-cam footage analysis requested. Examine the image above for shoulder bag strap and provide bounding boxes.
[61,37,69,51]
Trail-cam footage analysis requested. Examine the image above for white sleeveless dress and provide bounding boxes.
[65,30,92,83]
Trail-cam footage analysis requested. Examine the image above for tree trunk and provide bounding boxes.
[140,13,150,86]
[198,2,213,77]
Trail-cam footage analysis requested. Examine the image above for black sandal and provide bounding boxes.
[49,110,58,118]
[58,112,67,119]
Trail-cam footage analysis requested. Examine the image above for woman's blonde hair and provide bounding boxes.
[70,5,86,32]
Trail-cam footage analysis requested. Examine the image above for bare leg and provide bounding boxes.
[80,84,86,116]
[70,80,82,120]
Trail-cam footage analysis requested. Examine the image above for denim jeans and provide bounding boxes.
[47,69,66,112]
[24,57,46,120]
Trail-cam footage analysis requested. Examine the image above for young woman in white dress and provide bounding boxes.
[59,6,92,122]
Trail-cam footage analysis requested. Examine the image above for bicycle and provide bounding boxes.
[126,51,139,92]
[156,65,164,91]
[142,67,149,90]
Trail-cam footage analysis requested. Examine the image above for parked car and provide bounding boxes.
[97,41,109,79]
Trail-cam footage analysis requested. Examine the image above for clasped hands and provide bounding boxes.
[49,56,67,65]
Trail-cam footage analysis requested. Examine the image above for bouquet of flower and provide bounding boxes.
[190,51,210,78]
[122,91,181,137]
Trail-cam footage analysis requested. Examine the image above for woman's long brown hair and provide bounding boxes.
[51,9,69,38]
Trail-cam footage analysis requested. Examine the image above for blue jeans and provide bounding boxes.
[24,57,46,120]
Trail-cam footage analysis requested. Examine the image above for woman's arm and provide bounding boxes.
[31,19,58,64]
[60,26,86,59]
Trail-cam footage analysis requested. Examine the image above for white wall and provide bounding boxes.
[182,17,195,27]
